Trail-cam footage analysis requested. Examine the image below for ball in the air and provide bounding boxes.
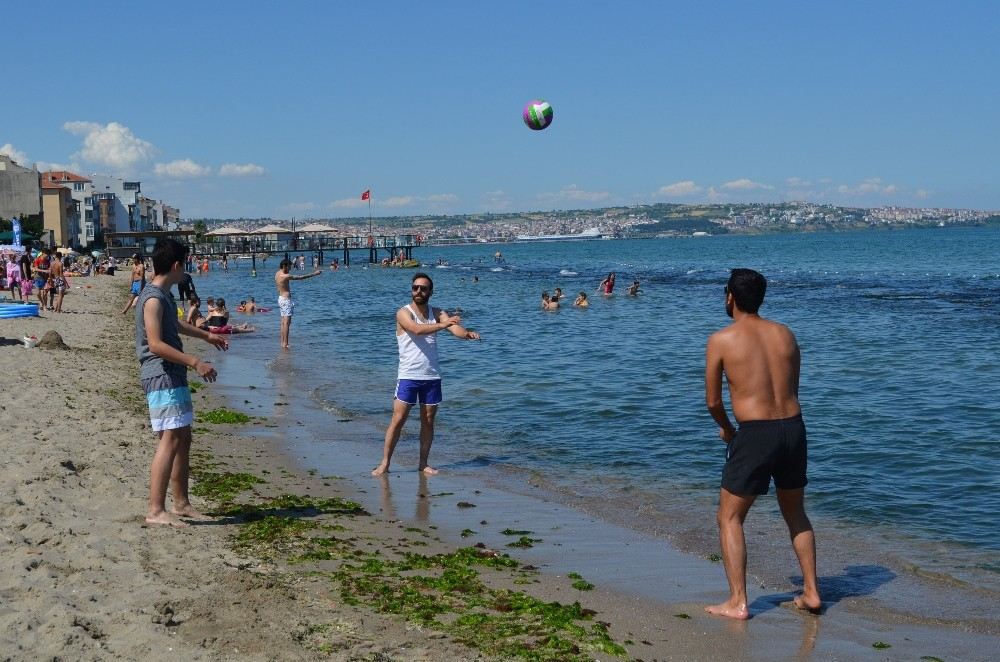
[522,100,553,130]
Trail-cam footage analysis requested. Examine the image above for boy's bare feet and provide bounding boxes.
[704,600,750,620]
[371,463,389,476]
[172,505,213,521]
[145,512,190,528]
[420,465,439,475]
[793,594,822,614]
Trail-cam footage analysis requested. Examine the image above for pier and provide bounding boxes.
[104,231,423,268]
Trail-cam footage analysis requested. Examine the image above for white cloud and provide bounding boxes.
[655,180,702,197]
[539,184,610,203]
[154,158,212,178]
[837,178,899,197]
[36,161,83,173]
[721,178,774,191]
[219,162,267,177]
[63,121,157,170]
[785,177,812,187]
[706,186,726,202]
[285,202,317,212]
[426,193,458,203]
[0,143,29,165]
[483,190,512,211]
[915,188,929,199]
[383,196,415,208]
[329,198,367,209]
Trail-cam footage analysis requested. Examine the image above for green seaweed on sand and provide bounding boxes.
[460,529,477,538]
[571,579,594,591]
[507,536,542,549]
[235,515,317,546]
[872,642,891,650]
[501,528,534,536]
[217,494,367,519]
[190,470,264,503]
[197,408,252,424]
[674,613,691,619]
[707,553,722,563]
[188,381,203,393]
[919,656,944,662]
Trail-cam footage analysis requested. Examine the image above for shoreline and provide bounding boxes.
[1,274,996,660]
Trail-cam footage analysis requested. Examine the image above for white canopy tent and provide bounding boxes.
[252,224,292,235]
[296,223,338,233]
[205,226,247,236]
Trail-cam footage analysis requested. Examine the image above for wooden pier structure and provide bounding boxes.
[105,231,423,269]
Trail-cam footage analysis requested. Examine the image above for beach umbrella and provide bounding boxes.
[252,224,292,234]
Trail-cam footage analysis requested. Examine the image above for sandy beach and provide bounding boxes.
[1,274,996,661]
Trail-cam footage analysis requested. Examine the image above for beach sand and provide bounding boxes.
[1,275,996,661]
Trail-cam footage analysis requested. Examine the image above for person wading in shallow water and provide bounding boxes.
[274,259,322,349]
[703,268,821,620]
[372,273,480,477]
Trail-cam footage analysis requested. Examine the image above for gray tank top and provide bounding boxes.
[135,284,186,380]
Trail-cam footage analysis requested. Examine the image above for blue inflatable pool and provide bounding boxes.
[0,303,39,319]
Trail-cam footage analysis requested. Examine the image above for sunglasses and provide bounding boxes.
[411,284,431,293]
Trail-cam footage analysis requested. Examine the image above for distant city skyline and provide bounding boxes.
[2,2,998,217]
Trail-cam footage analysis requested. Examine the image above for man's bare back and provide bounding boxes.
[708,316,801,424]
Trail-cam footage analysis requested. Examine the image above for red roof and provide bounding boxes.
[40,179,69,190]
[42,170,91,183]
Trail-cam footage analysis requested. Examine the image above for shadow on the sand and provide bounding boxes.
[750,564,896,616]
[0,337,25,347]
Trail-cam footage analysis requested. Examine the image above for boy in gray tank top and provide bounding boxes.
[136,239,229,528]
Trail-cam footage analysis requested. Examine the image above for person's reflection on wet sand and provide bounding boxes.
[416,473,429,522]
[377,474,398,522]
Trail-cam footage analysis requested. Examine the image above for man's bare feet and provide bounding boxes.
[705,601,750,620]
[793,594,822,614]
[371,463,389,477]
[172,505,214,521]
[145,512,190,528]
[420,466,439,475]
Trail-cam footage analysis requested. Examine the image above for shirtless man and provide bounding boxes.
[274,259,321,349]
[50,255,67,312]
[121,254,146,314]
[704,268,820,620]
[372,273,480,477]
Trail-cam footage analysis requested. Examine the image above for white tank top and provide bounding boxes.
[397,304,441,380]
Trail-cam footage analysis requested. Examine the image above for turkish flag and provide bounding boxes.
[361,190,370,201]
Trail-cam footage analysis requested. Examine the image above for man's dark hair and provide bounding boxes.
[280,258,292,270]
[151,238,188,275]
[727,268,767,313]
[412,272,433,290]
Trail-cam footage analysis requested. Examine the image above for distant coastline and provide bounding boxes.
[189,201,1000,245]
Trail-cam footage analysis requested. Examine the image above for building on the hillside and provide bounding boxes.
[156,201,180,229]
[39,179,78,248]
[86,175,143,243]
[42,171,90,247]
[0,154,40,220]
[137,195,158,231]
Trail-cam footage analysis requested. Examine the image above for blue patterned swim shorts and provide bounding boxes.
[142,372,193,432]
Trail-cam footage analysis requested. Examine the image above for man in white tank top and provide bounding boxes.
[372,273,480,476]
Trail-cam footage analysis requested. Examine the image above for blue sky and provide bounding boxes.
[2,1,998,217]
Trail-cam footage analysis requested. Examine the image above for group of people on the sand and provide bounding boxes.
[132,237,821,620]
[2,247,72,313]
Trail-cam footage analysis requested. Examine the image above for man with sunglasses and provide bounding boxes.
[704,268,820,619]
[372,272,480,477]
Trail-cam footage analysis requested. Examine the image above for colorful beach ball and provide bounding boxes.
[522,100,554,130]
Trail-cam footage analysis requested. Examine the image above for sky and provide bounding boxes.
[2,1,998,218]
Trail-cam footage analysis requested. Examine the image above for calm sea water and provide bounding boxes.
[199,227,1000,592]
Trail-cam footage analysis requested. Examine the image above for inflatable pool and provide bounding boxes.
[0,302,39,319]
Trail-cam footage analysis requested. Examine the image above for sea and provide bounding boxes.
[196,226,1000,621]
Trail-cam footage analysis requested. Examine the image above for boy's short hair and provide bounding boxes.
[727,268,767,314]
[151,238,188,275]
[280,258,292,269]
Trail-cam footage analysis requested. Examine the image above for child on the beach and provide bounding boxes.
[136,238,228,527]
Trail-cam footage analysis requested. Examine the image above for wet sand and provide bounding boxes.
[0,275,996,660]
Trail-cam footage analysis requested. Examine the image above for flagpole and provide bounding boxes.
[368,190,372,237]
